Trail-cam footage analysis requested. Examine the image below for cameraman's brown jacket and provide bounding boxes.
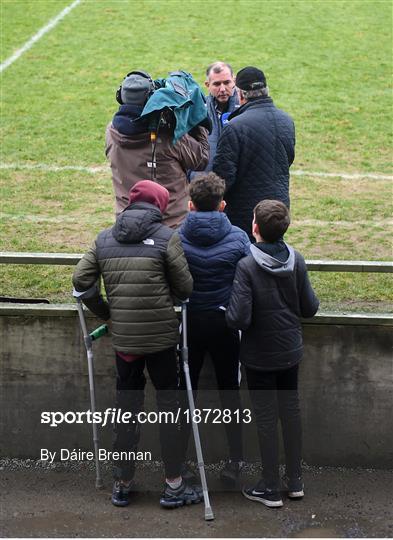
[106,125,209,228]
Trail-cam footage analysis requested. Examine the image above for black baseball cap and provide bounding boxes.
[236,66,266,91]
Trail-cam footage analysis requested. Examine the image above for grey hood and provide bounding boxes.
[250,243,295,276]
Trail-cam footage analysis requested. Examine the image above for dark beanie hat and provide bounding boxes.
[120,72,152,106]
[128,180,169,213]
[236,66,266,91]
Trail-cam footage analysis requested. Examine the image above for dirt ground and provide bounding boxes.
[0,460,392,538]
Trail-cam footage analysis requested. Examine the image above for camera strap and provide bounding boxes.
[150,112,164,182]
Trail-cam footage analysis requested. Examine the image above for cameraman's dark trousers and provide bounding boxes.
[245,364,302,490]
[113,346,182,481]
[179,309,243,462]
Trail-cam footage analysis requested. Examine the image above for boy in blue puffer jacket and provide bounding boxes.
[179,172,250,484]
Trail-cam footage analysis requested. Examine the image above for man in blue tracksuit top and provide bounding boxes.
[178,172,250,484]
[189,62,239,180]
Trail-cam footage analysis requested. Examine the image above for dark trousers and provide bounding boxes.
[180,310,243,461]
[245,364,302,490]
[113,347,181,481]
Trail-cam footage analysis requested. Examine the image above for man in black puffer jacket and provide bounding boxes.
[226,200,318,508]
[213,66,295,239]
[73,180,202,510]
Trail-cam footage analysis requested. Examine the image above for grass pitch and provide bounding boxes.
[0,0,392,310]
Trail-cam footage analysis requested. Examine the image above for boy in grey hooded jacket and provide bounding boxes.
[226,200,319,508]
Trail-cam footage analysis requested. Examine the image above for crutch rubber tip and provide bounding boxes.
[204,508,214,521]
[95,479,104,489]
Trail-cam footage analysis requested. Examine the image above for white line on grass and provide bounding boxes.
[0,0,82,73]
[291,219,393,227]
[291,170,392,181]
[0,162,392,180]
[0,213,109,224]
[0,163,106,174]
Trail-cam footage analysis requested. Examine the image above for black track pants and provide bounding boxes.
[245,364,302,490]
[113,346,181,481]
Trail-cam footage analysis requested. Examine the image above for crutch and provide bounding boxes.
[73,290,108,489]
[181,301,214,521]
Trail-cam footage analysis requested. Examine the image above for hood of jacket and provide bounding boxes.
[112,202,162,244]
[107,123,151,149]
[180,211,232,247]
[250,241,295,276]
[111,104,150,139]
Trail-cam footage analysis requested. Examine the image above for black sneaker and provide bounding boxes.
[111,480,131,507]
[160,480,202,509]
[220,460,244,485]
[283,475,304,499]
[180,462,197,484]
[242,481,283,508]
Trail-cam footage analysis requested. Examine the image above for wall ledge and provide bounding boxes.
[0,302,392,326]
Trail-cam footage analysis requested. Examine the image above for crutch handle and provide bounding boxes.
[90,324,108,341]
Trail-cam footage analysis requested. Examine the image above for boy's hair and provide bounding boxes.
[189,172,225,211]
[253,200,290,242]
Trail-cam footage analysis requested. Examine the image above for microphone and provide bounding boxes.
[221,112,231,126]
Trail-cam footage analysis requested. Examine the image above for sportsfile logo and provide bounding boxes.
[41,408,252,427]
[41,408,181,427]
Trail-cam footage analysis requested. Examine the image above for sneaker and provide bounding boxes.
[160,480,202,509]
[192,483,204,499]
[242,480,283,508]
[283,475,304,499]
[180,462,197,484]
[220,460,244,485]
[111,480,132,507]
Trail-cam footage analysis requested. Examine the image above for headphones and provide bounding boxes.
[115,70,155,105]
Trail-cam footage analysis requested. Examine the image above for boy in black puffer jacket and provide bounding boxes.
[179,172,250,485]
[226,200,319,508]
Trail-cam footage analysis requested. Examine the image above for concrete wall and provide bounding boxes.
[1,305,392,468]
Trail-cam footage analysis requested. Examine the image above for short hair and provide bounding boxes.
[253,200,290,242]
[189,173,225,211]
[206,61,234,79]
[241,86,269,100]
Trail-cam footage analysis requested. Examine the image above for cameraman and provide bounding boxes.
[106,71,209,228]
